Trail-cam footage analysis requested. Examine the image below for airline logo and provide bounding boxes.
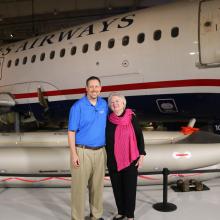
[0,14,135,56]
[98,110,105,114]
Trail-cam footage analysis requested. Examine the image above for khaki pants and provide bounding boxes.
[70,147,106,220]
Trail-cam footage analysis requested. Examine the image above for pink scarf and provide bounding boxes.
[109,108,140,171]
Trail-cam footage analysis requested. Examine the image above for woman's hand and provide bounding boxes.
[135,155,145,168]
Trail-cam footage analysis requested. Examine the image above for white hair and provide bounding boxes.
[108,92,127,108]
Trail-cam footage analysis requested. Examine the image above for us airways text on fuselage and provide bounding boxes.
[0,14,135,56]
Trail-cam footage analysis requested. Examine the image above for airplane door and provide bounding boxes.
[0,57,3,79]
[199,0,220,66]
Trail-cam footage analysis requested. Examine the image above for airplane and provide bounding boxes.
[1,0,220,188]
[0,0,220,131]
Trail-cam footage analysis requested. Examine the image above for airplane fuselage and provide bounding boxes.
[0,0,220,123]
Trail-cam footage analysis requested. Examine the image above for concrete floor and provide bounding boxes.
[0,177,220,220]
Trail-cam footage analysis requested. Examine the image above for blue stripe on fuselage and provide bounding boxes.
[13,93,220,122]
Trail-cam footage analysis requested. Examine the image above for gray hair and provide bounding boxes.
[108,92,127,108]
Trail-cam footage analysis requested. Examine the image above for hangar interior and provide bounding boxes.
[0,0,175,45]
[1,1,220,220]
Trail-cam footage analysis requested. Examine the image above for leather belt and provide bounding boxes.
[76,144,104,150]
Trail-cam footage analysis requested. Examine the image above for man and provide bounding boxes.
[68,76,108,220]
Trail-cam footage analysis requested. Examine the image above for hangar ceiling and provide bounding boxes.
[0,0,175,45]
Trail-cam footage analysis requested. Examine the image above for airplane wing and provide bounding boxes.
[0,93,15,107]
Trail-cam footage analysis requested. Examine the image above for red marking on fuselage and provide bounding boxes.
[13,79,220,99]
[175,153,189,157]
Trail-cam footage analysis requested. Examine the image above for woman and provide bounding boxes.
[106,92,146,220]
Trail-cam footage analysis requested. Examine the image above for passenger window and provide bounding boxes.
[60,48,65,57]
[95,41,101,51]
[82,44,89,53]
[40,53,45,61]
[171,27,179,38]
[71,46,77,55]
[23,56,27,65]
[31,55,36,63]
[154,30,161,41]
[122,36,129,46]
[50,50,55,59]
[108,39,115,49]
[7,60,12,68]
[15,58,19,66]
[137,33,145,44]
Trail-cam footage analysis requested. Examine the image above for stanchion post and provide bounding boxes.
[153,168,177,212]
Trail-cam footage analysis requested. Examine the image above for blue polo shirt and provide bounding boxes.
[68,96,108,147]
